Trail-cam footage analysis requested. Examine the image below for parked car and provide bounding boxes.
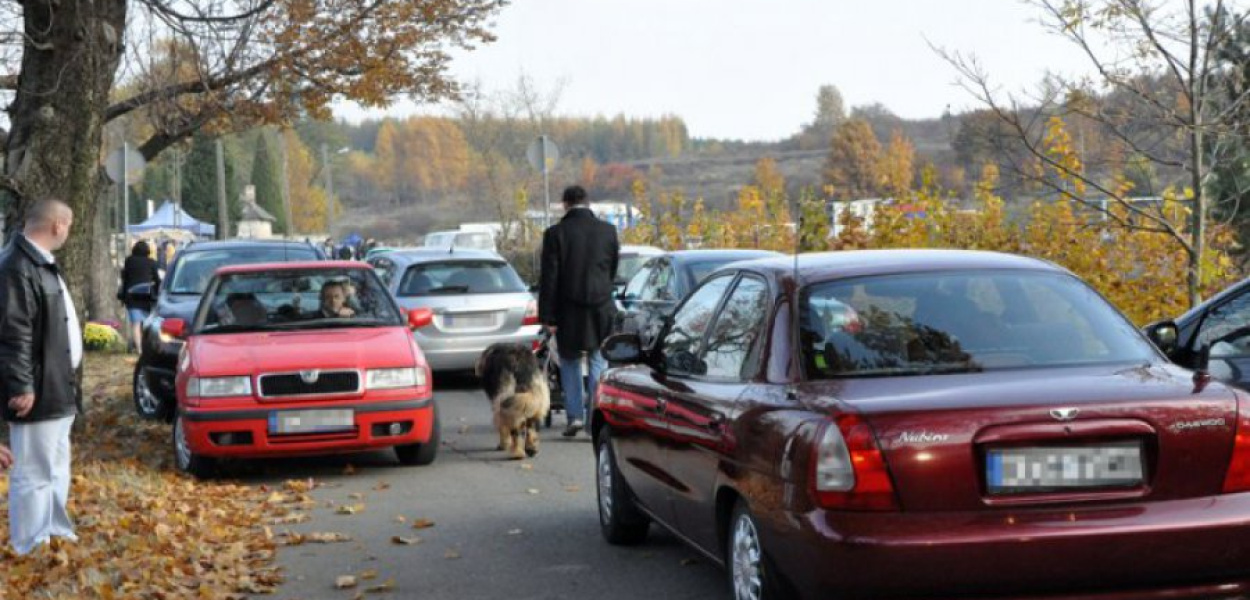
[1146,277,1250,390]
[163,261,438,477]
[614,244,663,300]
[368,248,542,372]
[423,230,496,252]
[616,249,782,346]
[132,239,325,421]
[593,249,1250,599]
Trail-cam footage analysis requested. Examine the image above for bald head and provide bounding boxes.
[23,198,74,252]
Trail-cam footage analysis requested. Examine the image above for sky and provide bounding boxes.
[333,0,1096,142]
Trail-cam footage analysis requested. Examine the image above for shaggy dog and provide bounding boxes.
[476,343,551,459]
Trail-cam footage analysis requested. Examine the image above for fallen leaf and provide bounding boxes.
[393,515,407,524]
[526,488,540,495]
[336,504,366,515]
[358,569,378,581]
[336,575,358,589]
[348,492,366,501]
[365,578,396,593]
[304,532,352,544]
[564,485,581,493]
[391,536,422,546]
[507,529,523,536]
[343,464,357,475]
[271,513,311,525]
[444,549,461,560]
[373,481,391,491]
[519,463,534,470]
[411,519,435,530]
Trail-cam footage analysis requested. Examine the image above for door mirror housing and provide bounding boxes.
[407,308,434,330]
[161,318,187,339]
[602,333,646,365]
[1143,320,1180,356]
[127,282,157,303]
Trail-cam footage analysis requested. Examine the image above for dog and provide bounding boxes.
[476,343,551,460]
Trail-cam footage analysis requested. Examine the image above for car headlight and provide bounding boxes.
[366,367,427,390]
[187,376,253,398]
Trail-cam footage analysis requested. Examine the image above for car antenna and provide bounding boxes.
[790,197,804,396]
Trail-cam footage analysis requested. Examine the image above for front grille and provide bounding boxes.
[259,371,360,397]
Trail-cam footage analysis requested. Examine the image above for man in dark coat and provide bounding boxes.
[0,198,81,555]
[539,185,619,436]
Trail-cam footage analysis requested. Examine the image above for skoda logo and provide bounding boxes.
[1050,407,1080,421]
[299,370,321,384]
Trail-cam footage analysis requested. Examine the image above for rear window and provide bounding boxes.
[169,247,319,294]
[800,270,1156,378]
[398,261,526,296]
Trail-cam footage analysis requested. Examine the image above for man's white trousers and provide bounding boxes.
[8,415,76,555]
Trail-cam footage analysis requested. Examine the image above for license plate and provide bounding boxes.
[986,441,1143,494]
[268,409,354,435]
[444,313,495,328]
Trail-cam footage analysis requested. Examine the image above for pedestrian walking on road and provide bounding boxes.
[120,240,161,353]
[538,185,619,437]
[0,198,82,555]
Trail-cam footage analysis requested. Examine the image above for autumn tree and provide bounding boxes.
[752,157,786,200]
[181,133,240,231]
[283,129,338,235]
[796,85,846,150]
[880,130,916,199]
[823,118,884,200]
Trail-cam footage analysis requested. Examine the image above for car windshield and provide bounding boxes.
[617,254,651,283]
[169,247,319,294]
[800,270,1157,378]
[197,268,401,333]
[398,260,526,296]
[689,259,748,285]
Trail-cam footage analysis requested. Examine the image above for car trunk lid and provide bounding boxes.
[797,363,1238,511]
[398,293,532,338]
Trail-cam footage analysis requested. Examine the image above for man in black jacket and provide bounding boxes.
[539,186,619,436]
[0,198,81,555]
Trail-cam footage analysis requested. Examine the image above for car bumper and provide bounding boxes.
[180,397,435,459]
[417,326,542,372]
[772,493,1250,599]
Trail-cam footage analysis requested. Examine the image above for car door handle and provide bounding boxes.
[655,396,668,412]
[707,413,726,429]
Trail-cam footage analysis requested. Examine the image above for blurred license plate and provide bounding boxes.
[269,409,354,434]
[444,313,495,328]
[986,442,1143,494]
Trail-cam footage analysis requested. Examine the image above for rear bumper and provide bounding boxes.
[771,493,1250,599]
[181,397,434,459]
[417,326,541,372]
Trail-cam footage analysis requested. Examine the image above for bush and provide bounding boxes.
[84,322,124,353]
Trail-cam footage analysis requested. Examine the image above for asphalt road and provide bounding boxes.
[232,374,726,600]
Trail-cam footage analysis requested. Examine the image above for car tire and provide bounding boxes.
[173,416,216,479]
[133,361,169,421]
[595,426,650,545]
[395,402,440,466]
[727,502,788,600]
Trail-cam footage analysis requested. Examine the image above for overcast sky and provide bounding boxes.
[333,0,1096,141]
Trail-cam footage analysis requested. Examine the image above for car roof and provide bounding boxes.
[214,260,369,276]
[621,245,663,255]
[665,249,784,266]
[726,249,1060,283]
[181,239,322,253]
[383,248,506,263]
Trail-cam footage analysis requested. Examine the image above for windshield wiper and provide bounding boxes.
[270,318,393,329]
[426,285,470,294]
[199,323,279,334]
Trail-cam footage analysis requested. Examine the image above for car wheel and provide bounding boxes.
[595,426,649,545]
[172,417,215,479]
[133,361,168,421]
[728,503,787,600]
[395,402,440,466]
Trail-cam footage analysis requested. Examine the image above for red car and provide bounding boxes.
[164,261,438,477]
[593,250,1250,600]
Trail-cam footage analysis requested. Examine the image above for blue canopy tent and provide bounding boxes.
[127,201,216,238]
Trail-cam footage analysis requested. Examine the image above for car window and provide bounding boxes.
[642,262,675,302]
[197,268,401,333]
[398,260,526,296]
[800,270,1156,378]
[702,276,770,380]
[617,254,652,284]
[1196,291,1250,351]
[661,275,734,375]
[623,261,654,300]
[372,259,396,287]
[168,247,319,294]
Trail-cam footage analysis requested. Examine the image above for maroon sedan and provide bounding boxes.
[592,250,1250,600]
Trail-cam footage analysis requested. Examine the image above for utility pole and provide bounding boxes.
[321,143,334,236]
[280,131,294,238]
[215,139,228,240]
[122,142,130,247]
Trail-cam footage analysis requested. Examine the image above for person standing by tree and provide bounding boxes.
[539,186,620,437]
[0,199,82,555]
[120,240,161,353]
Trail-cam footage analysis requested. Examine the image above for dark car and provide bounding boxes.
[132,239,324,420]
[593,249,1250,599]
[616,249,781,346]
[1146,278,1250,390]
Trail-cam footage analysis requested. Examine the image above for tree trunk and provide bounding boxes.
[2,1,128,319]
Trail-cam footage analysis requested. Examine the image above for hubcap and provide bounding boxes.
[731,514,763,600]
[597,446,614,525]
[174,418,192,471]
[135,371,160,415]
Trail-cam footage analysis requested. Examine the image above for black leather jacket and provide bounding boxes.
[0,236,79,423]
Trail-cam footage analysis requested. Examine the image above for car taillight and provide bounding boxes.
[810,414,899,511]
[523,300,540,326]
[1223,409,1250,494]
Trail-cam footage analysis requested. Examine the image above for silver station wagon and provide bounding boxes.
[369,248,542,372]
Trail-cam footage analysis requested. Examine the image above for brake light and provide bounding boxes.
[810,414,899,511]
[1223,408,1250,494]
[523,300,540,326]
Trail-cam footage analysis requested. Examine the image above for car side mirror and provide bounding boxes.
[407,308,434,330]
[128,282,157,303]
[1144,320,1180,356]
[161,318,187,339]
[602,333,646,365]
